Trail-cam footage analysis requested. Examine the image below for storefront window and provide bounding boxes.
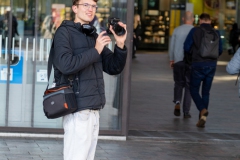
[0,0,127,132]
[188,0,237,49]
[135,0,170,50]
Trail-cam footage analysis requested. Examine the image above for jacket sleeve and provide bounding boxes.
[101,45,127,75]
[226,48,240,74]
[184,28,194,54]
[53,27,100,75]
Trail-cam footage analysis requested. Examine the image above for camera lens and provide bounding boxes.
[113,24,125,36]
[107,17,126,36]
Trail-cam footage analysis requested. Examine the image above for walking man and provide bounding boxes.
[52,0,127,159]
[169,11,194,118]
[184,13,222,128]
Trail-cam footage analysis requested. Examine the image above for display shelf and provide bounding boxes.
[139,10,170,50]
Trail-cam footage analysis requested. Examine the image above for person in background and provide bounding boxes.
[169,11,194,118]
[41,15,55,39]
[184,13,222,128]
[229,23,240,55]
[5,11,19,38]
[52,0,128,159]
[2,11,19,48]
[100,16,108,31]
[132,14,142,59]
[226,48,240,97]
[90,15,101,33]
[0,15,4,36]
[226,48,240,74]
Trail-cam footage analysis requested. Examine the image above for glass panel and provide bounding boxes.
[0,0,26,127]
[98,0,127,130]
[33,0,127,130]
[6,4,34,127]
[0,0,127,132]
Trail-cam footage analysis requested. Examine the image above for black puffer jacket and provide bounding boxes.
[53,20,127,111]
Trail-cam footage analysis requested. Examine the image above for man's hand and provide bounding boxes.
[170,61,174,69]
[95,31,111,54]
[109,22,127,49]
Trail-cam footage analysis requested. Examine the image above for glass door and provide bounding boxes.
[0,0,37,128]
[0,0,129,135]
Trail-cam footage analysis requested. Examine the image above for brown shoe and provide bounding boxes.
[174,103,181,116]
[196,109,208,128]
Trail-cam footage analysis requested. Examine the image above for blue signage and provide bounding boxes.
[0,49,23,84]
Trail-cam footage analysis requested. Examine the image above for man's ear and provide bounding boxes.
[72,5,77,14]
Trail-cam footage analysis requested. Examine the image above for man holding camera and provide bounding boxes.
[52,0,127,159]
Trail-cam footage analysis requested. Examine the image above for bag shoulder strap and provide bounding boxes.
[46,26,73,89]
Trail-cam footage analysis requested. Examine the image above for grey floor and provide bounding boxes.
[0,137,240,160]
[129,50,239,134]
[1,50,240,160]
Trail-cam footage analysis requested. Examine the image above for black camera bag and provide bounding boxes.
[43,85,77,119]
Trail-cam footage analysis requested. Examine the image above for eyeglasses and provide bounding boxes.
[75,3,98,11]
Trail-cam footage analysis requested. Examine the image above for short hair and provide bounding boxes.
[184,11,193,21]
[72,0,98,5]
[199,13,210,21]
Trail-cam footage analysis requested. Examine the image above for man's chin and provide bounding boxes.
[84,18,93,23]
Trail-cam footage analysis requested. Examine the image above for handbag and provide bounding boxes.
[43,29,77,119]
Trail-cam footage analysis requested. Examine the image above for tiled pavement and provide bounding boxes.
[1,51,240,160]
[129,50,240,134]
[0,137,240,160]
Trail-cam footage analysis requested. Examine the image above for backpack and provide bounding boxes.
[199,27,219,59]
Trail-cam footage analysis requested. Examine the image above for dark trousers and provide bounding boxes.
[190,65,216,112]
[132,37,137,58]
[173,61,191,113]
[232,44,239,54]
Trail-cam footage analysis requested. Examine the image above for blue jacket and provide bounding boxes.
[184,23,223,66]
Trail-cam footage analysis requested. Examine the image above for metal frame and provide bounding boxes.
[5,0,13,127]
[30,0,39,127]
[120,0,134,136]
[0,127,122,135]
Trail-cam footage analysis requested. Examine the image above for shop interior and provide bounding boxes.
[134,0,237,50]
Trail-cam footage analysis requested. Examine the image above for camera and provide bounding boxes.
[107,17,126,36]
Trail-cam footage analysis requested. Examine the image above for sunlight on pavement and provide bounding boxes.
[217,61,228,66]
[214,75,237,81]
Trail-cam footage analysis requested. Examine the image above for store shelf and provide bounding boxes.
[139,10,170,50]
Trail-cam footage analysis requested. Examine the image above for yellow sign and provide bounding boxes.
[0,1,10,6]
